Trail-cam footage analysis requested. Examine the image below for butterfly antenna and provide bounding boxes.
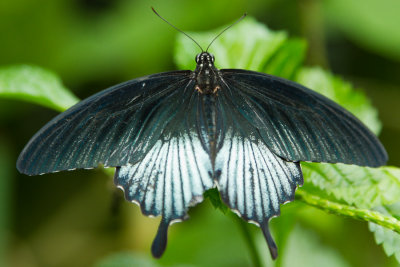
[206,13,247,52]
[152,7,204,52]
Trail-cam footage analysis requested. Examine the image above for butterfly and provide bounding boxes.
[16,9,387,259]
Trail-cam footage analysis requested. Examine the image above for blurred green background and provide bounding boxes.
[1,0,400,266]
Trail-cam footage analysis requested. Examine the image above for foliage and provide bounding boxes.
[203,188,229,214]
[369,207,400,263]
[0,65,78,111]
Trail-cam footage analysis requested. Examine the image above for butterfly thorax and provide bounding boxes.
[194,52,220,94]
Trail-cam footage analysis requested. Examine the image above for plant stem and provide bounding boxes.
[232,213,262,267]
[296,189,400,233]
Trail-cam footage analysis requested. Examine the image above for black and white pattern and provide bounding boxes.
[115,132,214,257]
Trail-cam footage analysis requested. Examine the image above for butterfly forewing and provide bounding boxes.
[220,69,388,167]
[17,71,193,175]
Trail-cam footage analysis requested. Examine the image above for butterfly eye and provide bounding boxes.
[195,54,201,63]
[210,54,215,63]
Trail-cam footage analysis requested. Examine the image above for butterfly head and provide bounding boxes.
[195,52,215,67]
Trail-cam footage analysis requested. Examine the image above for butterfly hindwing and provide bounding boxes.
[215,92,303,258]
[220,69,387,167]
[114,84,214,257]
[114,91,215,222]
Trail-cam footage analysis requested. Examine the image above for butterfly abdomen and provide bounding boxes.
[196,94,220,162]
[203,95,217,142]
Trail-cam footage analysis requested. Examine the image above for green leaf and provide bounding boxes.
[300,164,400,263]
[0,65,79,112]
[296,67,382,135]
[174,17,288,71]
[302,163,400,209]
[204,188,229,214]
[263,38,307,79]
[295,189,400,235]
[369,222,400,262]
[369,205,400,263]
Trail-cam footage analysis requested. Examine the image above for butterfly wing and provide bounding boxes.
[114,88,214,257]
[219,69,387,167]
[215,90,303,259]
[18,70,215,257]
[17,71,196,175]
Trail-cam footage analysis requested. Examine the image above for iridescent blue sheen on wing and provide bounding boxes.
[17,71,193,175]
[220,69,387,167]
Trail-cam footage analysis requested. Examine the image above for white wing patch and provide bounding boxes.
[114,131,214,258]
[216,130,303,223]
[115,132,213,222]
[215,130,303,259]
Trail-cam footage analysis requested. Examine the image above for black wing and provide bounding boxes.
[219,69,387,167]
[17,71,196,175]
